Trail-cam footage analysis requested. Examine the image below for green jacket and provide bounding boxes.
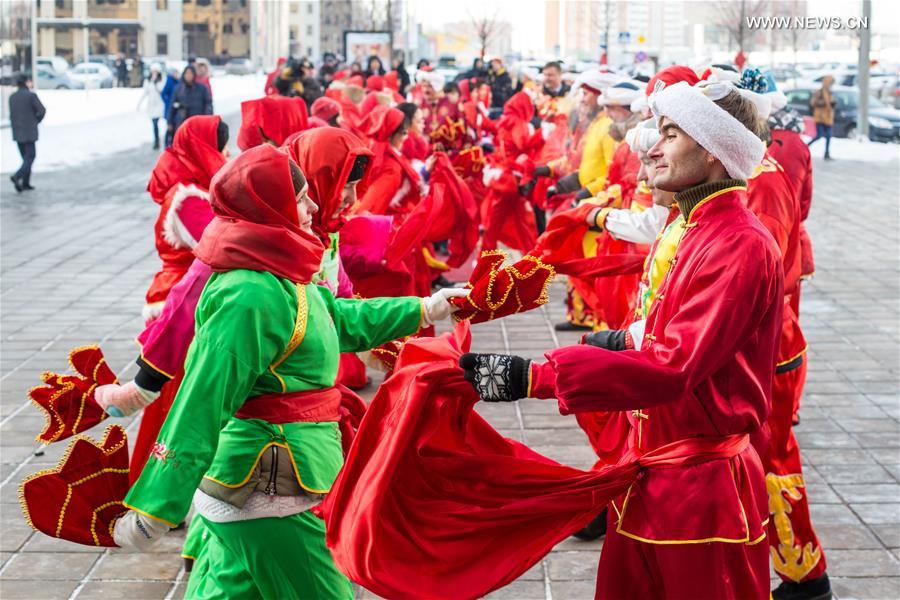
[125,269,422,526]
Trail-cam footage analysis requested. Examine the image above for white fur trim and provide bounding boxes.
[142,301,166,323]
[416,70,445,90]
[626,118,660,153]
[649,81,765,180]
[162,183,210,249]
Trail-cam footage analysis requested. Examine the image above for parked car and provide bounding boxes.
[36,56,71,75]
[785,85,900,142]
[224,58,254,75]
[68,62,114,88]
[35,65,84,89]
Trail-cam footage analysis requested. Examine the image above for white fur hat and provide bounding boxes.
[625,118,661,153]
[575,70,621,95]
[649,81,765,180]
[599,81,643,107]
[416,70,446,90]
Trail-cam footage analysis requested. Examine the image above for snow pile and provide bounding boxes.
[2,74,266,174]
[803,136,900,164]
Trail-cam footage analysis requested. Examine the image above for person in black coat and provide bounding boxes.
[8,74,46,192]
[167,66,212,137]
[487,58,514,109]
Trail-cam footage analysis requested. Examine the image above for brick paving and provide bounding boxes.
[1,137,898,599]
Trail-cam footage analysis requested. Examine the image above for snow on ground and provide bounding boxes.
[1,74,265,174]
[803,135,900,163]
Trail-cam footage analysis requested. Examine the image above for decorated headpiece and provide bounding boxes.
[649,81,765,179]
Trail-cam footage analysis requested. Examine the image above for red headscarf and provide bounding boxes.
[194,145,325,283]
[311,96,342,122]
[361,106,405,144]
[366,75,385,91]
[283,128,373,238]
[237,95,309,150]
[497,92,534,129]
[147,115,225,202]
[384,71,400,92]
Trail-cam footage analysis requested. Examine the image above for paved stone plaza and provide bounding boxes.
[1,130,898,599]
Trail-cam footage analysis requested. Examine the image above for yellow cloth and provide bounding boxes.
[578,115,616,195]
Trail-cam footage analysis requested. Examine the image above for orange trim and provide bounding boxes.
[776,346,808,368]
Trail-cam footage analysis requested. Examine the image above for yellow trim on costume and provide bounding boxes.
[122,502,179,529]
[422,246,450,271]
[526,364,533,398]
[268,284,309,393]
[137,353,176,380]
[776,346,808,368]
[201,441,331,495]
[614,473,767,545]
[686,185,747,224]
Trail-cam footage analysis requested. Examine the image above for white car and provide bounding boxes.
[37,56,71,75]
[68,63,114,88]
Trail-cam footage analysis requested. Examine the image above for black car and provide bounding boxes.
[785,85,900,142]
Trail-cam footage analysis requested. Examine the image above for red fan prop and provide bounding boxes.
[19,425,130,547]
[452,251,555,324]
[29,346,118,444]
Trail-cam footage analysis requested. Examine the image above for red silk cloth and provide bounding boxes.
[147,115,225,202]
[29,346,117,444]
[532,202,645,278]
[20,424,129,547]
[318,324,751,599]
[237,95,309,150]
[451,251,555,324]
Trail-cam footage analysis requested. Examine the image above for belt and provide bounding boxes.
[235,386,342,424]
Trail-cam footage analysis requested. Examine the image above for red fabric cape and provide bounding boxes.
[283,128,373,239]
[531,203,645,278]
[194,145,324,283]
[147,115,225,202]
[317,324,753,599]
[237,95,309,150]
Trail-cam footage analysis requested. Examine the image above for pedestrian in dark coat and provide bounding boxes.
[8,74,46,192]
[166,66,213,138]
[487,58,514,109]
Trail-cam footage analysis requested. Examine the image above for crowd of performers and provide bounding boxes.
[21,56,831,600]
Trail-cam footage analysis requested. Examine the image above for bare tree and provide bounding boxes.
[710,0,768,54]
[468,8,500,59]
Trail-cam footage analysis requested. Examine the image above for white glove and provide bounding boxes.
[95,381,160,418]
[112,510,170,551]
[421,288,470,326]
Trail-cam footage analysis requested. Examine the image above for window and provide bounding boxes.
[307,2,313,14]
[241,23,249,34]
[156,33,168,55]
[307,47,313,57]
[289,28,296,40]
[223,23,233,33]
[306,25,312,35]
[197,0,211,6]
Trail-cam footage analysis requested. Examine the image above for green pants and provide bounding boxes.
[184,513,353,600]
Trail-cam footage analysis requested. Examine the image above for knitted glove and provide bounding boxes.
[421,288,470,326]
[112,510,169,551]
[459,353,531,402]
[534,165,551,178]
[95,381,160,418]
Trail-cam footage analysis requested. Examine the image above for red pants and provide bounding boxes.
[761,358,827,583]
[129,369,183,484]
[597,510,769,599]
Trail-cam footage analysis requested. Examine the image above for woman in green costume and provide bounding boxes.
[112,144,466,598]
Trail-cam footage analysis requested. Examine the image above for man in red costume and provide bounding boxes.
[738,74,831,600]
[461,81,779,599]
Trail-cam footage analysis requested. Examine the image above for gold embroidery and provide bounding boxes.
[766,472,823,582]
[268,284,309,393]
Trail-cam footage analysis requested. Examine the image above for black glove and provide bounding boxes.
[554,172,581,194]
[574,187,593,201]
[534,165,551,178]
[519,180,536,197]
[583,329,627,351]
[546,185,558,199]
[459,353,531,402]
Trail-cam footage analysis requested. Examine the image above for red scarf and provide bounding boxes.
[146,115,225,202]
[237,95,309,150]
[283,128,374,238]
[194,145,324,283]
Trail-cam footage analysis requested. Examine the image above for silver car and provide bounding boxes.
[36,66,84,89]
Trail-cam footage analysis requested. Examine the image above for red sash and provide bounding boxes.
[236,387,341,423]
